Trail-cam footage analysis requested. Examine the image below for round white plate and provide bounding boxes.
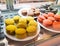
[4,23,40,41]
[18,8,37,18]
[38,22,60,33]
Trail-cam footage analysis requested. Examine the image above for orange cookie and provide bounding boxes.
[48,12,54,17]
[42,13,48,18]
[48,17,55,22]
[53,21,60,30]
[54,14,60,21]
[43,19,52,26]
[38,17,43,23]
[38,15,46,20]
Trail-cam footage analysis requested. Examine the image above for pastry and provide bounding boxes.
[21,10,27,16]
[5,19,14,26]
[19,18,27,24]
[13,16,20,23]
[42,13,48,18]
[26,26,37,36]
[54,14,60,21]
[15,28,27,39]
[38,16,43,23]
[53,21,60,30]
[34,9,40,16]
[28,20,37,27]
[28,10,34,16]
[43,19,52,26]
[48,17,55,22]
[6,25,16,35]
[26,16,34,22]
[17,23,27,28]
[48,12,54,17]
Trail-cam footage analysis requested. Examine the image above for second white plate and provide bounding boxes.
[18,8,38,18]
[38,22,60,33]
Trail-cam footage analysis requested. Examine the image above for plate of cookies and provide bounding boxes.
[38,12,60,33]
[4,16,40,41]
[18,7,40,18]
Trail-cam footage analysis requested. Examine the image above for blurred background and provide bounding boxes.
[0,0,55,4]
[0,0,55,10]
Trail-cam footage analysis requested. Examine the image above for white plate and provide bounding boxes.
[4,23,40,41]
[38,22,60,33]
[18,8,37,18]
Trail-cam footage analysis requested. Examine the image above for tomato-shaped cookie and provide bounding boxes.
[54,14,60,21]
[38,17,43,23]
[48,17,55,22]
[48,12,54,17]
[42,13,48,18]
[43,19,53,26]
[53,21,60,30]
[38,15,46,20]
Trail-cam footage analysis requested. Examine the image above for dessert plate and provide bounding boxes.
[18,8,38,18]
[38,22,60,33]
[4,23,40,41]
